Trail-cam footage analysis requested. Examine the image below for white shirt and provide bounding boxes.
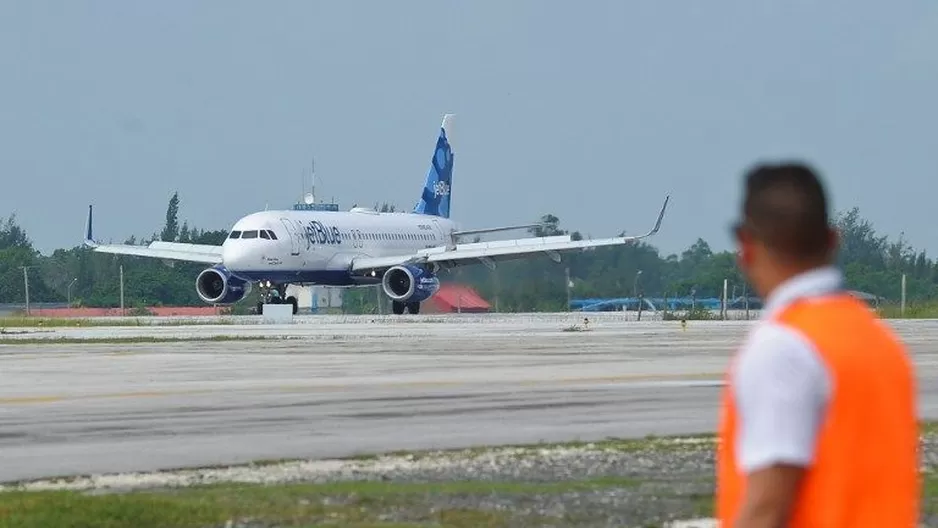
[732,266,842,473]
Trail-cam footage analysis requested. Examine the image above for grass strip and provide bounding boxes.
[0,336,275,345]
[0,478,640,528]
[0,317,240,328]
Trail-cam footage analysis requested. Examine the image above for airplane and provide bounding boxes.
[83,114,670,315]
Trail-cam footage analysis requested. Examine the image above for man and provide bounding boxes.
[716,162,919,527]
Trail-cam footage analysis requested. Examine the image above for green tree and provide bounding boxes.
[0,215,53,303]
[160,192,180,242]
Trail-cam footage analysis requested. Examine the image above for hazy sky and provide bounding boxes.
[2,1,936,257]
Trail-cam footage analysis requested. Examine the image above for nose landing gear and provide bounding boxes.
[255,282,299,315]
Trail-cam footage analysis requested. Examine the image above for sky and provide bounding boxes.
[1,1,936,258]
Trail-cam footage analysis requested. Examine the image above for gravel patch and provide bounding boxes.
[3,432,936,528]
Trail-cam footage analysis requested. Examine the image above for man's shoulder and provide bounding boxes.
[733,320,832,399]
[776,296,912,365]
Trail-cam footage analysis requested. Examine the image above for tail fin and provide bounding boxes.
[83,204,97,247]
[413,113,454,218]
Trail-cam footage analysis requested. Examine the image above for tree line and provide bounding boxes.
[0,192,931,312]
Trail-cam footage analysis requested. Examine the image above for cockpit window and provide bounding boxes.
[266,230,278,240]
[260,230,270,239]
[229,230,241,239]
[241,230,258,239]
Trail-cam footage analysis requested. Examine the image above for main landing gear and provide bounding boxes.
[255,282,298,315]
[391,301,421,315]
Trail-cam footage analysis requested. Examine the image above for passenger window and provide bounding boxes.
[242,230,258,239]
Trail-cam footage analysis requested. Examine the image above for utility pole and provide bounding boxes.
[493,268,500,313]
[67,278,77,307]
[901,273,907,317]
[21,266,30,316]
[722,278,728,320]
[565,267,572,312]
[636,291,644,321]
[119,264,125,316]
[743,282,749,320]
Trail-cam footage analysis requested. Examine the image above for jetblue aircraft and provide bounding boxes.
[83,114,669,315]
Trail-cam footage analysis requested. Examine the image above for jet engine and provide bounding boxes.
[196,265,252,304]
[381,264,440,303]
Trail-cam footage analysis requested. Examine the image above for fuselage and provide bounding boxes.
[221,207,459,286]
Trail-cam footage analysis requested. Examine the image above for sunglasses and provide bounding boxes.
[729,219,750,240]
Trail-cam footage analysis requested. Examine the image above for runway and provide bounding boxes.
[3,314,938,483]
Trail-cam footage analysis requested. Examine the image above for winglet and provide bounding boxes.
[83,205,98,247]
[651,194,669,235]
[629,194,670,240]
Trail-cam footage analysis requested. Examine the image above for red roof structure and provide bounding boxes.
[425,283,491,313]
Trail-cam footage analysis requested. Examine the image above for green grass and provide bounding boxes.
[5,472,933,527]
[0,478,641,528]
[876,301,938,319]
[2,423,936,527]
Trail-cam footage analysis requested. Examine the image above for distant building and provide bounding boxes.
[285,285,344,313]
[570,296,764,312]
[422,283,491,313]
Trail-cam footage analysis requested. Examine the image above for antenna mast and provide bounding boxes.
[293,155,338,211]
[302,158,316,205]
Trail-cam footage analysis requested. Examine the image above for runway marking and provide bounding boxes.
[0,372,725,406]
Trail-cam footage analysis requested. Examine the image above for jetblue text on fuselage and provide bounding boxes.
[300,220,342,249]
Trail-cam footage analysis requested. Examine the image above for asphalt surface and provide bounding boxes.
[2,314,938,483]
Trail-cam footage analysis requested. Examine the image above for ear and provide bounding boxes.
[736,237,754,268]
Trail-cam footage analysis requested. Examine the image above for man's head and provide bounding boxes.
[732,161,838,298]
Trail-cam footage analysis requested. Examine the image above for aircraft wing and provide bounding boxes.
[82,205,224,264]
[351,195,669,273]
[88,241,224,264]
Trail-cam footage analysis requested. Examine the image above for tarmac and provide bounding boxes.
[2,313,938,483]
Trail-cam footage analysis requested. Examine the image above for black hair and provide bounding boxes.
[740,161,831,260]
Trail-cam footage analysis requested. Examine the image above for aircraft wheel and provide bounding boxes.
[286,296,299,315]
[391,301,405,315]
[256,302,264,315]
[406,302,420,314]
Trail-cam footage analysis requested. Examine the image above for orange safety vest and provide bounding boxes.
[717,293,919,526]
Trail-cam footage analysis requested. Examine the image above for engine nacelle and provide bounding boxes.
[196,265,252,305]
[381,265,440,303]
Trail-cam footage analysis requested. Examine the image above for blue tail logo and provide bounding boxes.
[414,114,454,219]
